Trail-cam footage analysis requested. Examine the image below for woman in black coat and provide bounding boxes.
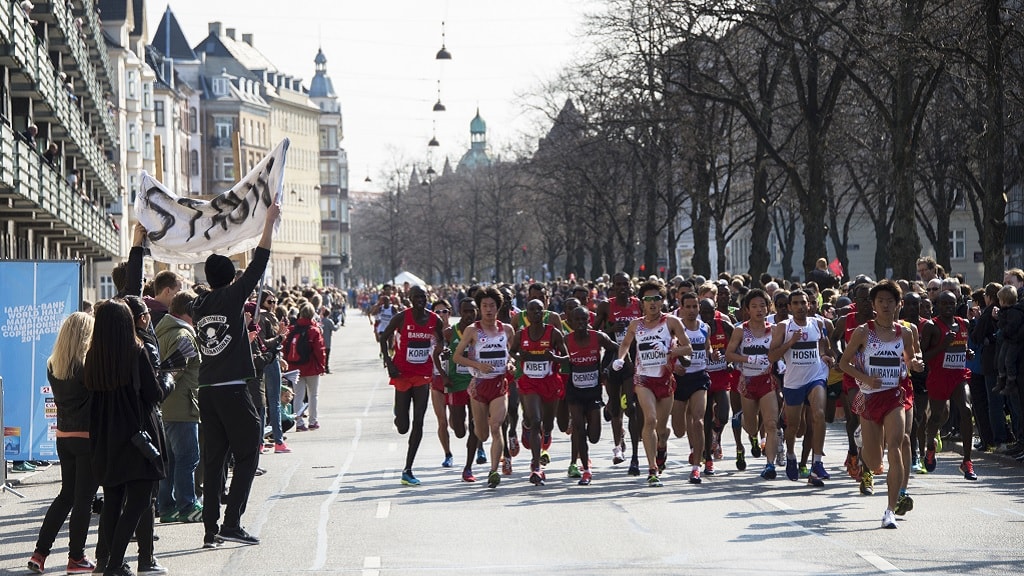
[85,300,166,576]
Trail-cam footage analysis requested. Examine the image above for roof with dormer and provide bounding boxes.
[309,48,336,99]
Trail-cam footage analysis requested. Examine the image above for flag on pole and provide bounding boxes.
[134,139,289,263]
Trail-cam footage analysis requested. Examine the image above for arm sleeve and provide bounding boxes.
[122,246,145,297]
[227,246,271,306]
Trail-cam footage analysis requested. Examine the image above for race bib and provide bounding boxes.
[572,370,600,389]
[741,355,770,377]
[456,363,471,375]
[942,351,966,370]
[523,360,549,378]
[406,345,430,364]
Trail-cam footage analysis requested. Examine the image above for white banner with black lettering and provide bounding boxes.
[134,138,289,263]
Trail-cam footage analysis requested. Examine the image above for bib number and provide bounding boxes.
[523,360,549,378]
[942,352,966,370]
[572,370,599,389]
[407,346,430,364]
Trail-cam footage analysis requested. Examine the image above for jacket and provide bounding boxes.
[192,247,270,386]
[288,317,327,377]
[999,302,1024,344]
[155,313,200,423]
[49,365,90,434]
[90,347,167,486]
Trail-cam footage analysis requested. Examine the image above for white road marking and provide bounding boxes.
[764,497,796,513]
[973,507,998,516]
[363,556,381,576]
[376,500,391,519]
[312,419,362,571]
[1005,508,1024,517]
[857,551,905,574]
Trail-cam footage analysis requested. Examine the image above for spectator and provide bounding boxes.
[26,313,98,575]
[43,143,60,170]
[319,307,339,373]
[808,257,839,290]
[20,124,38,147]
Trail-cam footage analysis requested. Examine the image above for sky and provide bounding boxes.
[145,0,593,191]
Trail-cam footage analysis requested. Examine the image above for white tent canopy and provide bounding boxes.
[393,271,427,287]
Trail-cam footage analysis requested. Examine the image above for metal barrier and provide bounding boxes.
[1,376,27,498]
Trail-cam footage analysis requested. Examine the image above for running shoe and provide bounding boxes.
[487,470,501,488]
[308,423,320,430]
[736,446,746,471]
[689,468,702,484]
[203,534,223,549]
[579,470,592,486]
[180,502,203,523]
[67,555,96,574]
[924,448,937,473]
[540,450,551,466]
[501,458,513,476]
[647,472,663,487]
[786,458,798,481]
[462,468,476,482]
[12,461,36,472]
[910,455,919,471]
[959,460,978,481]
[775,449,786,468]
[521,424,532,450]
[656,447,667,473]
[913,460,927,474]
[799,465,810,479]
[159,509,180,523]
[704,459,716,476]
[859,469,874,495]
[442,454,454,468]
[750,435,762,458]
[811,461,831,480]
[935,434,943,453]
[542,434,552,450]
[400,471,421,486]
[27,552,45,573]
[760,463,777,480]
[529,469,545,486]
[296,424,308,432]
[894,494,914,516]
[612,445,625,465]
[846,453,860,480]
[476,447,488,465]
[881,509,898,529]
[274,442,292,454]
[567,463,582,478]
[628,457,641,476]
[137,555,168,574]
[509,433,521,457]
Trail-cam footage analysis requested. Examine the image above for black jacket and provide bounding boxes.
[90,347,166,486]
[972,305,999,374]
[49,365,90,434]
[193,247,271,386]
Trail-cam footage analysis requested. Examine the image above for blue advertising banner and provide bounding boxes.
[1,261,81,462]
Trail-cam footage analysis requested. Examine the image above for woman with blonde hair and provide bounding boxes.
[28,312,98,574]
[86,300,166,576]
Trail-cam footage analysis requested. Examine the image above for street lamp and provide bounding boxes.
[435,21,452,60]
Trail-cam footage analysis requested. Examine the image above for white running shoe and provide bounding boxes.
[612,446,625,465]
[882,509,898,529]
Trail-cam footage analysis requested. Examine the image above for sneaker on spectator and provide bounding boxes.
[27,551,46,574]
[67,554,95,575]
[274,442,292,454]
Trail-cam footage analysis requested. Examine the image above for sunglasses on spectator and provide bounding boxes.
[436,309,451,314]
[642,295,664,302]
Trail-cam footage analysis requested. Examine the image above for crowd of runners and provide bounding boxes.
[374,257,1024,530]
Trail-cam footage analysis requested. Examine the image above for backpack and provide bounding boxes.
[285,324,312,365]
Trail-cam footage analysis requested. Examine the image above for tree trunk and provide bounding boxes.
[748,146,772,283]
[982,0,1007,283]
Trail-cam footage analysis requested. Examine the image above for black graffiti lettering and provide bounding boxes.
[174,197,205,242]
[142,185,175,241]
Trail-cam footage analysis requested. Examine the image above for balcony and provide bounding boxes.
[209,136,232,148]
[4,8,118,200]
[0,121,119,258]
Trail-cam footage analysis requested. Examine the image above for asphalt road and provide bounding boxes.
[3,312,1024,575]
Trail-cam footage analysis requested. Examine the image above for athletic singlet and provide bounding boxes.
[860,320,904,394]
[841,312,868,389]
[682,319,709,374]
[471,321,508,380]
[926,316,969,382]
[608,297,642,344]
[567,330,602,390]
[447,324,473,391]
[781,317,829,387]
[519,324,557,380]
[635,316,672,378]
[376,304,396,334]
[706,317,730,373]
[392,309,440,378]
[739,322,772,378]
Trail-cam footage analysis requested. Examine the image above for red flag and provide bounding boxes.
[828,258,844,278]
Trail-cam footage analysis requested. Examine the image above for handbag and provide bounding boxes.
[130,354,161,464]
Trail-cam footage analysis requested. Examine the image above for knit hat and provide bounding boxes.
[205,254,235,289]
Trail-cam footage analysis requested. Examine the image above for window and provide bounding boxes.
[212,77,229,97]
[127,71,137,99]
[144,133,153,160]
[129,174,138,202]
[214,156,234,181]
[189,107,198,133]
[320,197,338,220]
[214,117,232,140]
[154,101,164,126]
[950,229,966,260]
[319,127,338,149]
[99,275,115,300]
[143,83,152,108]
[128,123,138,150]
[321,234,328,251]
[190,150,199,176]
